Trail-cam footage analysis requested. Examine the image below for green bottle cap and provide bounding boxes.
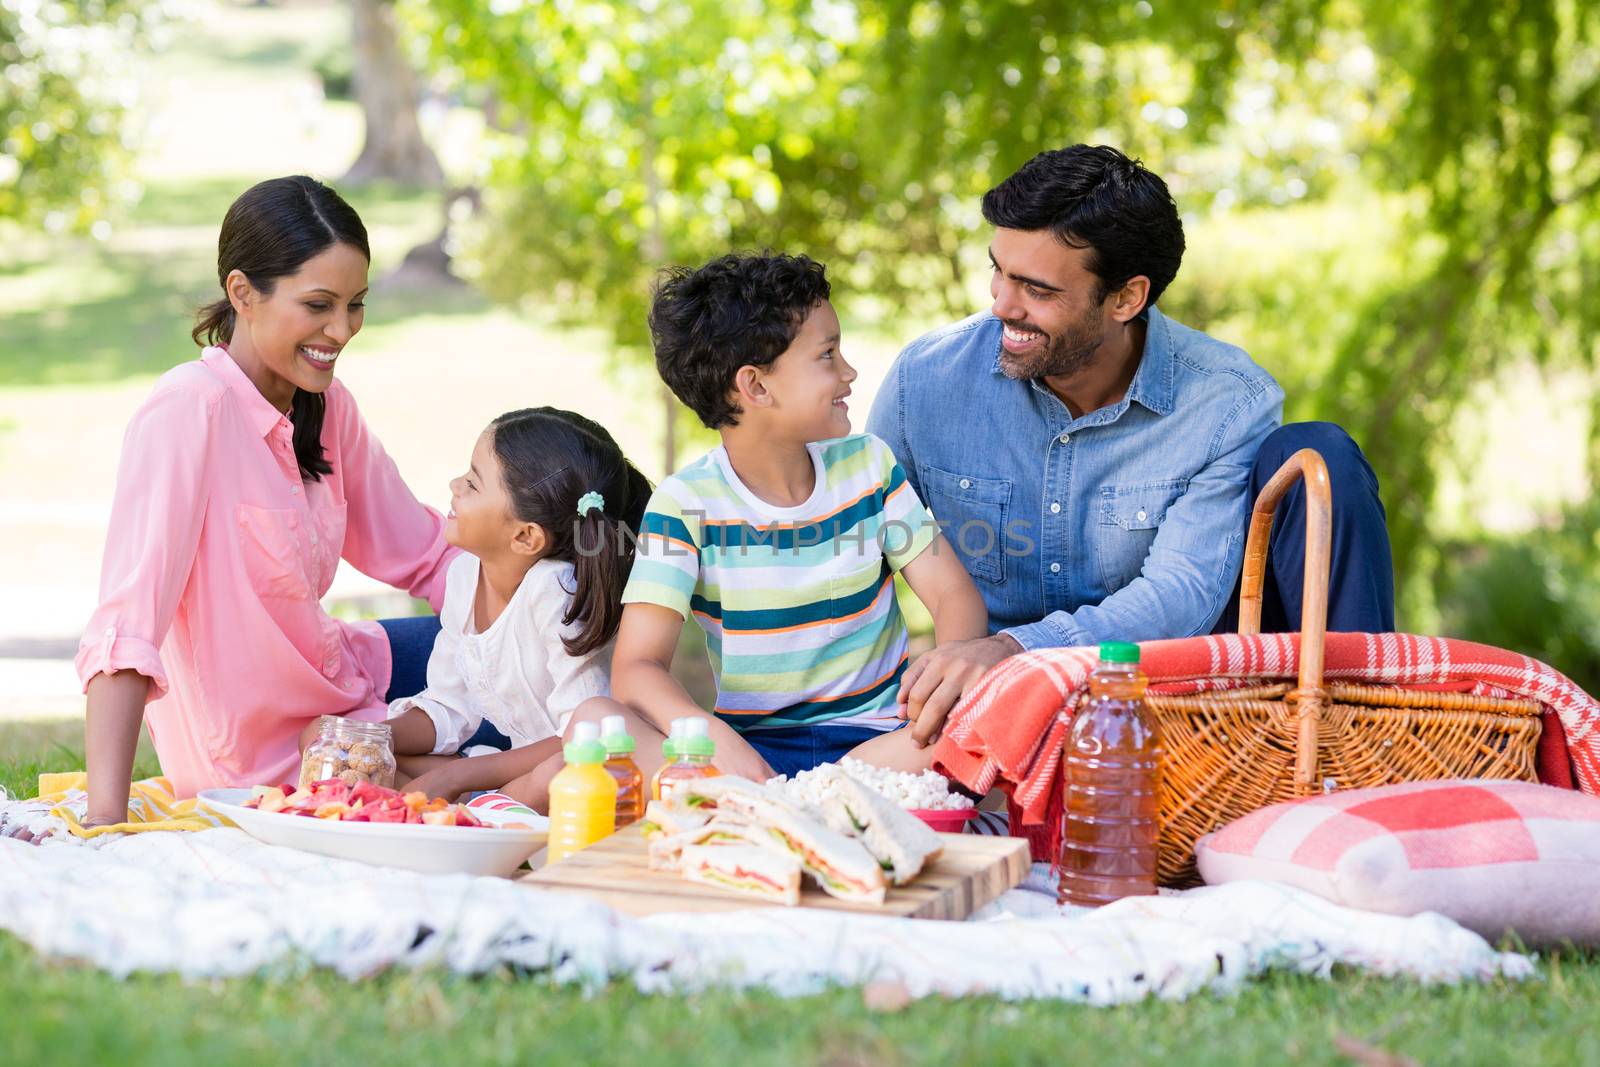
[661,738,679,759]
[1099,641,1141,664]
[681,735,716,758]
[564,721,607,764]
[563,738,607,764]
[600,714,636,755]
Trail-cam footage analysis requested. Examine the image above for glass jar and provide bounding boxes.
[298,716,396,791]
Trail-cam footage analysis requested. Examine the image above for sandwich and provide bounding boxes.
[818,769,944,885]
[638,799,712,844]
[678,844,802,905]
[646,814,764,871]
[753,803,888,905]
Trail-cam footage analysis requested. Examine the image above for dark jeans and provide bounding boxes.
[1213,421,1396,634]
[745,722,903,779]
[376,615,511,751]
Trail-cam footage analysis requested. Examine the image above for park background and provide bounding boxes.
[2,1,1597,1064]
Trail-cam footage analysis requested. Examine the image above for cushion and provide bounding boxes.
[1195,779,1600,947]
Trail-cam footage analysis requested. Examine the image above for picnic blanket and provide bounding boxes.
[1,773,226,838]
[0,824,1531,1001]
[933,632,1600,861]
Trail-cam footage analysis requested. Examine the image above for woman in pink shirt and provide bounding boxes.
[76,176,458,825]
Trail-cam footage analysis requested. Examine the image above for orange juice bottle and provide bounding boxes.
[654,716,722,801]
[1059,642,1164,907]
[547,721,618,863]
[600,714,644,828]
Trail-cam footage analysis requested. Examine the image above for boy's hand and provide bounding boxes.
[711,728,776,783]
[898,634,1021,746]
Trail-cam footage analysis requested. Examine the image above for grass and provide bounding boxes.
[3,720,1598,1067]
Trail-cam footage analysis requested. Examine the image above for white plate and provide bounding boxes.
[197,788,549,878]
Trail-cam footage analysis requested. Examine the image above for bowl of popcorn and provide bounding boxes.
[768,757,978,832]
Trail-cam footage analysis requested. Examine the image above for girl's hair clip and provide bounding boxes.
[576,491,605,517]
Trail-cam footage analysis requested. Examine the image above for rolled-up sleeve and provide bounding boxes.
[329,381,458,612]
[75,387,215,701]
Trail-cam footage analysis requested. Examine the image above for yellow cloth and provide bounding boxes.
[37,773,229,838]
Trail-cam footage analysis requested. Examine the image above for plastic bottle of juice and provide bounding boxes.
[1058,641,1164,907]
[648,718,687,802]
[654,716,722,801]
[547,721,618,863]
[599,714,644,827]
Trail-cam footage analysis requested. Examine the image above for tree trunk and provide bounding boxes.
[343,0,443,186]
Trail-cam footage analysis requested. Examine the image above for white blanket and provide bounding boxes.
[0,828,1532,1002]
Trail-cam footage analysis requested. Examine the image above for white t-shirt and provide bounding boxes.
[388,553,610,754]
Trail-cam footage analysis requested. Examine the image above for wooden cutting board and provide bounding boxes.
[520,823,1031,920]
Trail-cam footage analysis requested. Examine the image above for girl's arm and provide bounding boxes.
[895,535,992,746]
[611,603,773,782]
[404,736,563,801]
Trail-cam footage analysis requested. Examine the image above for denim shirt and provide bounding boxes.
[866,307,1284,650]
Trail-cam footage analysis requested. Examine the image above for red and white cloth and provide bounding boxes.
[1194,779,1600,946]
[932,633,1600,860]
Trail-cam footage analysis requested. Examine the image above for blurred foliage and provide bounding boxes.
[403,0,1599,636]
[0,0,161,228]
[312,39,355,101]
[1437,499,1600,695]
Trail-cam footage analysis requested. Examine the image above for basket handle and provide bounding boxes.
[1236,447,1333,788]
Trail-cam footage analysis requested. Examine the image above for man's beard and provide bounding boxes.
[997,311,1103,381]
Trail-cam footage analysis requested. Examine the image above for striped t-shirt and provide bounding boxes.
[622,434,937,733]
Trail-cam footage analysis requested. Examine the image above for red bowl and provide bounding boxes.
[908,806,979,833]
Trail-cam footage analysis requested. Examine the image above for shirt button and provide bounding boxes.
[1050,562,1062,574]
[311,533,320,546]
[1137,509,1148,521]
[959,478,971,490]
[1058,433,1070,444]
[289,484,300,495]
[1049,502,1061,514]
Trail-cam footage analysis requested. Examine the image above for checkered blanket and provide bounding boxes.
[931,633,1600,860]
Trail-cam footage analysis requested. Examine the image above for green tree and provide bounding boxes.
[0,0,152,226]
[411,0,1599,625]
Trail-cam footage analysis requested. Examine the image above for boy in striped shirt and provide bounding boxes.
[610,253,988,780]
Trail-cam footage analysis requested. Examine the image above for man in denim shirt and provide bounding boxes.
[867,145,1395,740]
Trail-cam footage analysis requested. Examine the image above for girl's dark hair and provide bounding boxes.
[981,145,1185,314]
[192,175,371,481]
[490,407,652,657]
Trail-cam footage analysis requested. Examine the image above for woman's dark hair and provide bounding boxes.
[981,145,1185,314]
[490,407,651,657]
[648,252,831,429]
[192,175,371,481]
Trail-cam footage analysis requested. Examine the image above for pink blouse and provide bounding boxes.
[76,347,458,797]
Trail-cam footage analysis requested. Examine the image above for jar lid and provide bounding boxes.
[1098,641,1141,664]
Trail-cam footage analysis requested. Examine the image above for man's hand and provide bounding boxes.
[898,633,1022,747]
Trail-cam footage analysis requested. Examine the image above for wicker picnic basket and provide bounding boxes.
[1139,448,1544,886]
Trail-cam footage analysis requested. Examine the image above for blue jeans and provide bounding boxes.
[744,722,902,779]
[1214,422,1396,634]
[376,615,511,751]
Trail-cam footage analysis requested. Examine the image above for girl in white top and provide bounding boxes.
[386,407,665,810]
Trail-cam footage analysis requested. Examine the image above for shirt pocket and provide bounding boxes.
[920,464,1011,586]
[1095,479,1187,594]
[236,504,311,600]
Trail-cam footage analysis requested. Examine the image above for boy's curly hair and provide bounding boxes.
[647,252,831,429]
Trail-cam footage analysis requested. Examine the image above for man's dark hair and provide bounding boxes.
[981,145,1185,313]
[648,252,831,430]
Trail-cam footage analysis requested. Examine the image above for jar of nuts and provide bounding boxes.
[298,716,397,791]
